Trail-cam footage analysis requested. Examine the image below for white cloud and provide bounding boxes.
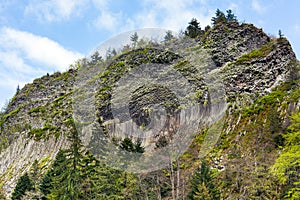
[91,0,213,34]
[25,0,88,22]
[0,27,82,71]
[131,0,213,32]
[93,10,122,32]
[228,3,239,11]
[91,0,123,32]
[0,27,83,107]
[251,0,266,13]
[92,0,108,10]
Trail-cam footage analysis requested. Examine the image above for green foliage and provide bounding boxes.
[120,137,145,153]
[164,30,175,42]
[28,106,46,115]
[39,150,67,198]
[4,106,20,120]
[29,123,59,140]
[130,32,138,48]
[211,9,227,25]
[242,89,285,118]
[235,40,276,64]
[188,160,220,200]
[185,18,202,38]
[278,29,284,38]
[12,173,34,200]
[271,112,300,199]
[226,9,237,22]
[39,133,143,199]
[90,51,103,65]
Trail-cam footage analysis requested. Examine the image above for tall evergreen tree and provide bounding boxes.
[226,9,237,22]
[39,150,68,199]
[212,9,227,25]
[185,18,202,38]
[130,32,139,48]
[90,51,102,65]
[120,137,145,153]
[164,30,175,42]
[188,160,220,200]
[12,173,34,200]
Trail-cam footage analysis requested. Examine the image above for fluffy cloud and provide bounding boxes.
[93,10,122,32]
[129,0,214,32]
[25,0,88,22]
[0,27,82,107]
[251,0,266,14]
[0,27,82,70]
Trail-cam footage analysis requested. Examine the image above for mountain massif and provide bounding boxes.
[0,10,299,200]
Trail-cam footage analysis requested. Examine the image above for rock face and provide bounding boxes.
[201,22,270,67]
[223,38,296,97]
[0,70,75,196]
[0,21,298,198]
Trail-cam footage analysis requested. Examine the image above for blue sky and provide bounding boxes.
[0,0,299,109]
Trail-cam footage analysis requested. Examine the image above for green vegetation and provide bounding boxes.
[37,124,144,199]
[185,9,238,39]
[235,40,276,64]
[185,18,203,38]
[242,89,285,118]
[28,106,46,115]
[188,160,220,199]
[4,106,21,120]
[29,124,59,140]
[11,173,34,200]
[271,112,300,199]
[3,13,300,200]
[120,137,145,153]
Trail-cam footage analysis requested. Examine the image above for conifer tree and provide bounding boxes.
[185,18,202,38]
[12,173,34,200]
[226,9,237,22]
[130,32,139,48]
[39,150,68,199]
[212,9,227,25]
[164,30,174,42]
[188,160,220,200]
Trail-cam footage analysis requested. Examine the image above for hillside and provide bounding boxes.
[0,11,300,200]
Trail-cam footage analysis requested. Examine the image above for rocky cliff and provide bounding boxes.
[0,20,299,199]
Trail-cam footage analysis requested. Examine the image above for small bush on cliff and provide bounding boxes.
[11,173,34,200]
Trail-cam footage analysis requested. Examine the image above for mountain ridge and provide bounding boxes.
[0,17,299,199]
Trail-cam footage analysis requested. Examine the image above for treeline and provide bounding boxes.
[184,9,237,38]
[10,118,221,199]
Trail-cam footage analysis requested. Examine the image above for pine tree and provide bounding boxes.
[90,51,102,65]
[16,85,20,94]
[185,18,202,38]
[39,150,68,198]
[226,9,237,22]
[12,173,34,200]
[134,138,145,153]
[120,137,135,152]
[278,29,284,38]
[164,30,174,42]
[188,160,220,200]
[120,137,145,153]
[212,9,227,25]
[130,32,139,48]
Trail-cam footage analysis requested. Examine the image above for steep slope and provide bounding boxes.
[0,20,299,199]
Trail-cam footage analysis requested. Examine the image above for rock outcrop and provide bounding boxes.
[0,21,298,198]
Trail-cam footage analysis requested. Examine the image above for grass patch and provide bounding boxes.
[29,123,59,140]
[28,106,46,115]
[4,107,21,120]
[235,40,276,64]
